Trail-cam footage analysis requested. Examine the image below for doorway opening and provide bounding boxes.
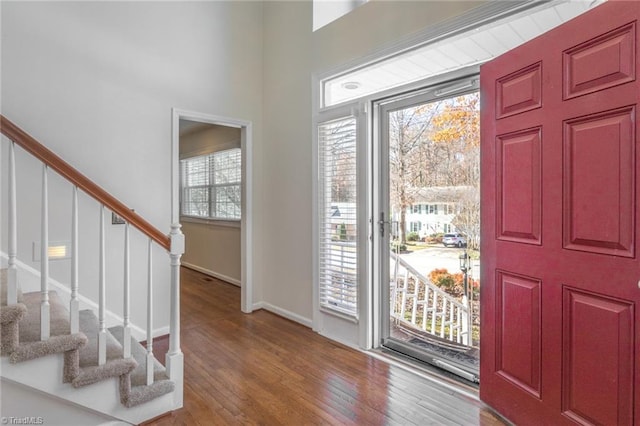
[376,81,480,383]
[313,0,604,387]
[171,109,253,313]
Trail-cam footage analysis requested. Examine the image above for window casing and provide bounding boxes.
[180,148,241,221]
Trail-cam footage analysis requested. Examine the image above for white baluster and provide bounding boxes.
[146,238,154,385]
[430,293,438,334]
[411,278,419,325]
[461,295,470,346]
[457,306,463,344]
[393,255,398,321]
[123,223,131,358]
[422,288,430,330]
[98,206,107,365]
[7,142,18,305]
[167,223,184,406]
[390,265,398,320]
[70,186,79,334]
[399,268,409,320]
[440,299,447,338]
[40,165,50,340]
[448,301,454,341]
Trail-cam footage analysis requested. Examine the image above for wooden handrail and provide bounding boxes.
[1,115,170,251]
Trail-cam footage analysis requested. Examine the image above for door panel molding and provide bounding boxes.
[562,287,634,426]
[562,106,635,257]
[495,270,542,398]
[496,127,542,244]
[563,22,636,100]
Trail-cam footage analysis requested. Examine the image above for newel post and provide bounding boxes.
[166,223,184,408]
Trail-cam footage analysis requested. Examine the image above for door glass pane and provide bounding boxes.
[384,91,480,382]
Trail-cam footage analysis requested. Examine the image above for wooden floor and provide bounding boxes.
[147,267,507,426]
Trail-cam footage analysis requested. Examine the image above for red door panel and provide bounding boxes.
[563,22,636,99]
[563,106,635,257]
[481,2,640,424]
[496,271,541,398]
[562,288,634,426]
[496,127,542,244]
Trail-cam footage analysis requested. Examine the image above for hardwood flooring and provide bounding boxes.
[146,267,507,425]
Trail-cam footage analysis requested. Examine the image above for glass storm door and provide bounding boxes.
[376,80,481,383]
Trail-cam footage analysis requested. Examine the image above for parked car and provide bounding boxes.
[442,233,467,248]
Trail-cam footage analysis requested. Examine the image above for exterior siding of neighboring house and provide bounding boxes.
[405,201,456,238]
[397,186,475,238]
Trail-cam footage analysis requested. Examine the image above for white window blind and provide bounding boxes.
[180,148,241,220]
[318,117,358,318]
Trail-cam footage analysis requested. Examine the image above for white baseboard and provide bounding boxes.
[252,301,313,328]
[318,330,360,351]
[182,262,241,287]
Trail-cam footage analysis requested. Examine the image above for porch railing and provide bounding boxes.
[390,252,471,346]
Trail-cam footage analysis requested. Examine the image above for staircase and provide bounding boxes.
[1,116,184,424]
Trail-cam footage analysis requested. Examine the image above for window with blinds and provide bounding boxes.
[318,117,358,318]
[180,148,241,220]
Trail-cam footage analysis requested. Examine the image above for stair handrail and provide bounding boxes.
[0,115,170,250]
[2,114,184,408]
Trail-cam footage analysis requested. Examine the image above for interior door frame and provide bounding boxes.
[171,108,254,313]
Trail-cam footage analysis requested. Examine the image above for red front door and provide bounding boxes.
[480,2,640,424]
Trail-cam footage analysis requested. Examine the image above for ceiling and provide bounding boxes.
[323,0,604,106]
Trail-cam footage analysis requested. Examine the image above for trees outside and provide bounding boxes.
[388,92,480,246]
[389,102,442,243]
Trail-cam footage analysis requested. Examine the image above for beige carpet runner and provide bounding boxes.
[0,268,174,408]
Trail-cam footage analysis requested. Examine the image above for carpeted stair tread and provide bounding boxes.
[71,310,137,388]
[18,291,72,342]
[108,326,170,384]
[77,310,126,367]
[0,303,27,325]
[10,333,87,364]
[1,303,27,356]
[109,326,174,407]
[6,290,86,363]
[2,273,172,407]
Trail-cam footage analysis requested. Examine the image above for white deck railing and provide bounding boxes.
[390,252,472,346]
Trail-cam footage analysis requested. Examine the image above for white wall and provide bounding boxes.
[1,0,491,349]
[262,0,488,345]
[0,1,264,331]
[311,0,487,70]
[1,378,121,426]
[261,1,314,321]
